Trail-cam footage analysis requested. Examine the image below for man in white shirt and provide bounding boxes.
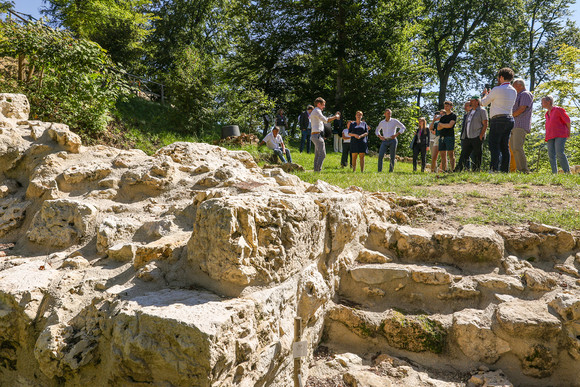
[260,126,292,164]
[310,97,340,172]
[481,67,517,172]
[375,109,406,172]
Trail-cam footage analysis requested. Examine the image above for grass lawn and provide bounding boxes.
[230,139,580,231]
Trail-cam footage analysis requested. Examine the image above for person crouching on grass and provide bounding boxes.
[259,126,292,164]
[347,111,370,172]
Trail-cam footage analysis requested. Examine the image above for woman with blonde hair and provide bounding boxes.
[348,111,369,172]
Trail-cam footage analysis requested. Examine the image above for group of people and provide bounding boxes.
[260,67,572,174]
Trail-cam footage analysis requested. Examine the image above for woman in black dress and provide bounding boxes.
[348,111,370,172]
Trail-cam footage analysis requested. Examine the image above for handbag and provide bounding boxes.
[322,123,333,138]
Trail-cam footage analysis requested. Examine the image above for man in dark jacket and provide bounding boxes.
[299,105,314,153]
[411,117,430,172]
[456,97,488,171]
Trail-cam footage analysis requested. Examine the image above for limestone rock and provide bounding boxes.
[61,256,90,270]
[520,344,557,378]
[47,123,82,153]
[27,199,98,248]
[0,93,29,128]
[96,217,141,254]
[133,231,190,269]
[522,269,557,291]
[495,300,561,339]
[343,370,390,387]
[500,223,576,259]
[107,243,137,262]
[443,224,504,264]
[356,248,392,264]
[0,198,29,237]
[0,127,28,175]
[381,311,446,353]
[452,307,510,363]
[187,194,325,294]
[467,370,512,387]
[392,225,434,259]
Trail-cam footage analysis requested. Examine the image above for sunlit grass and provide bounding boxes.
[219,141,580,230]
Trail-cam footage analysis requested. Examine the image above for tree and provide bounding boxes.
[0,19,122,133]
[523,0,579,91]
[42,0,155,71]
[422,0,515,108]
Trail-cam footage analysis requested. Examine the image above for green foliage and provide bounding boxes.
[0,1,13,13]
[43,0,156,71]
[0,20,122,134]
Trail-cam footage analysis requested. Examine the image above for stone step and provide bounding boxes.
[324,294,580,387]
[339,261,563,315]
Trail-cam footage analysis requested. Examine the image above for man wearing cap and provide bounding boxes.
[260,126,292,164]
[456,97,488,171]
[481,67,517,172]
[510,79,533,173]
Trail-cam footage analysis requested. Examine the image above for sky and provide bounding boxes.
[12,0,580,24]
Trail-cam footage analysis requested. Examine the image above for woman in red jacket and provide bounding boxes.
[542,95,571,174]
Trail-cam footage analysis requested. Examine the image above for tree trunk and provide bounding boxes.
[38,67,45,89]
[335,3,346,113]
[529,58,536,91]
[438,72,450,110]
[417,87,422,107]
[27,63,35,83]
[18,54,25,81]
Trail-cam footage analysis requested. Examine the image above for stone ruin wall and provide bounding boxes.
[1,94,580,386]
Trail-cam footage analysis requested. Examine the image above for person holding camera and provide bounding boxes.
[310,97,340,172]
[481,67,517,172]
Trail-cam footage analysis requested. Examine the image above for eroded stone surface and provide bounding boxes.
[0,94,579,387]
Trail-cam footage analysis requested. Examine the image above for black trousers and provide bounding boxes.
[456,137,483,171]
[341,142,352,167]
[412,143,427,171]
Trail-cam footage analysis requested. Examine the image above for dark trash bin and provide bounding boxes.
[222,125,240,139]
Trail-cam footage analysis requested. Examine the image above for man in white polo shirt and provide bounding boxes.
[481,67,517,172]
[376,109,406,172]
[260,126,292,164]
[310,97,340,172]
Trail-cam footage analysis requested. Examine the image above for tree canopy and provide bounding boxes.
[2,0,579,139]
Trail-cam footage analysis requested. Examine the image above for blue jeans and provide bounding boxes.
[378,139,397,172]
[488,116,514,172]
[300,129,311,153]
[547,137,570,173]
[273,148,292,164]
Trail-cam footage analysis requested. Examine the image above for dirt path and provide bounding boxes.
[410,182,580,232]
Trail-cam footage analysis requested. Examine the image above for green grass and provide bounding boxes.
[113,96,201,154]
[224,139,580,230]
